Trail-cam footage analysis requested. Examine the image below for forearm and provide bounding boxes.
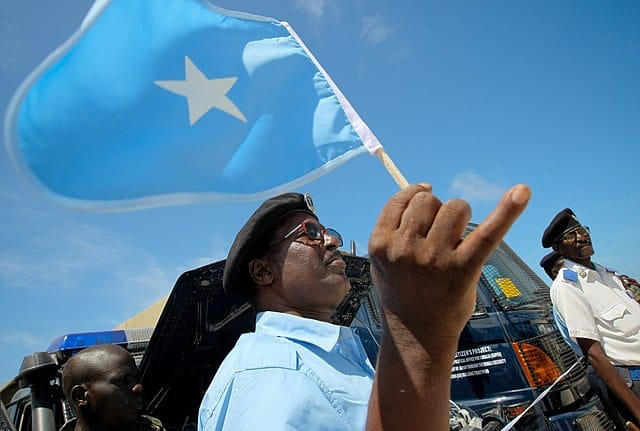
[366,323,458,431]
[585,342,640,423]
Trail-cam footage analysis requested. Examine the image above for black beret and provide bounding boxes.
[541,208,581,248]
[223,192,317,294]
[539,251,562,280]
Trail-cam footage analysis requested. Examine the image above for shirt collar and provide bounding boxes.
[256,311,354,352]
[564,259,594,270]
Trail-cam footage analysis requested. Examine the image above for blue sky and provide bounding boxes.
[1,0,639,383]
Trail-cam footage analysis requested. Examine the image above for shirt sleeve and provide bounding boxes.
[551,275,601,343]
[199,368,352,431]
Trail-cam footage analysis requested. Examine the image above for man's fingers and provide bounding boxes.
[459,185,531,266]
[427,199,472,249]
[419,182,433,193]
[372,184,433,234]
[399,191,441,237]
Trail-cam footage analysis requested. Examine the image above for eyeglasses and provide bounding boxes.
[271,221,343,248]
[561,226,590,242]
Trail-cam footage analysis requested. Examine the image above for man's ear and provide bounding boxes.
[70,384,89,408]
[552,243,563,254]
[248,258,275,286]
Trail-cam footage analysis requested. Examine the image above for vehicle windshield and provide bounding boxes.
[479,239,551,311]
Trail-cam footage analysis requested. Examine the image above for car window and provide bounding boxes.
[480,243,551,311]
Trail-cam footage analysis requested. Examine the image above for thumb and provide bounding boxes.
[459,185,531,266]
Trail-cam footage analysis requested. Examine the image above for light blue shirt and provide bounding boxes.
[198,311,375,431]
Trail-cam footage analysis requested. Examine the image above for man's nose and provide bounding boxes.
[576,231,590,241]
[323,232,341,250]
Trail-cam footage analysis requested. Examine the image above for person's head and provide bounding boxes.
[541,208,594,265]
[540,251,564,281]
[551,258,565,280]
[62,344,143,430]
[223,193,349,322]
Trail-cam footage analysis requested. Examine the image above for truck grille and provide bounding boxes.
[574,408,615,431]
[513,332,591,411]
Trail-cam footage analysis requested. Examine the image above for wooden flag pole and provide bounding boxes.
[375,148,409,189]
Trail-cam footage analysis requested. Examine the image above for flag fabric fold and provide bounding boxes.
[5,0,381,210]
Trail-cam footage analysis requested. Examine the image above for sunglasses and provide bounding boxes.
[271,220,343,248]
[561,226,590,242]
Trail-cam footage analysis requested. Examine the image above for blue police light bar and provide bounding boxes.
[47,330,127,353]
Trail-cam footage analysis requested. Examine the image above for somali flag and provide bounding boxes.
[5,0,381,210]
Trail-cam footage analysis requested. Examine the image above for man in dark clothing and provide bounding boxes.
[540,251,564,281]
[61,344,164,431]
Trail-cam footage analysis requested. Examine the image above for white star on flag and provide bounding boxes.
[155,56,247,126]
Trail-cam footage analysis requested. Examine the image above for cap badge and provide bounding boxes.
[303,193,315,214]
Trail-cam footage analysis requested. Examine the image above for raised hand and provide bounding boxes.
[366,183,530,431]
[368,183,530,339]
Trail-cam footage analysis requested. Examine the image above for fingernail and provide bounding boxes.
[511,185,531,204]
[418,182,433,192]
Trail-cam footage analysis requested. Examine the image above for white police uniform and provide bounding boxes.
[550,260,640,366]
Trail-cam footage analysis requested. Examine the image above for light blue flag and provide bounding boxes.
[5,0,382,210]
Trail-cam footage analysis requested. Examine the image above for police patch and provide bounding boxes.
[563,269,578,283]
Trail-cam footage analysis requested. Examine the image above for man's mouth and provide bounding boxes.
[576,242,593,255]
[325,253,346,270]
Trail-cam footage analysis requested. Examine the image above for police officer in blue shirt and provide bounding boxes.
[198,184,530,431]
[543,208,640,428]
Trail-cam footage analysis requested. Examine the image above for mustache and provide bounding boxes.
[324,251,343,265]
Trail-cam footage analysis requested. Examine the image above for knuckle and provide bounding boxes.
[414,190,441,208]
[444,198,471,216]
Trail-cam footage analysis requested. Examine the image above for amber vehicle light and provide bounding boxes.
[502,402,529,419]
[512,342,561,387]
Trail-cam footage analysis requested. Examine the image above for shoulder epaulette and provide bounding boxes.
[562,269,578,283]
[605,267,617,273]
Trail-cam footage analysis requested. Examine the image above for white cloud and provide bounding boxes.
[185,234,230,270]
[0,215,180,330]
[360,15,394,45]
[449,171,507,202]
[0,331,45,350]
[293,0,327,18]
[0,215,170,297]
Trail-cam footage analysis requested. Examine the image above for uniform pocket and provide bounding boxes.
[598,303,639,336]
[600,303,626,321]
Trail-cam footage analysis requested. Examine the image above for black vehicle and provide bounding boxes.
[1,224,617,431]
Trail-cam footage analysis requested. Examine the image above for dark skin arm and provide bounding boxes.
[365,183,531,430]
[620,276,639,287]
[578,338,640,425]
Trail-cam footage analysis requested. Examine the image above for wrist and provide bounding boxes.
[381,315,460,368]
